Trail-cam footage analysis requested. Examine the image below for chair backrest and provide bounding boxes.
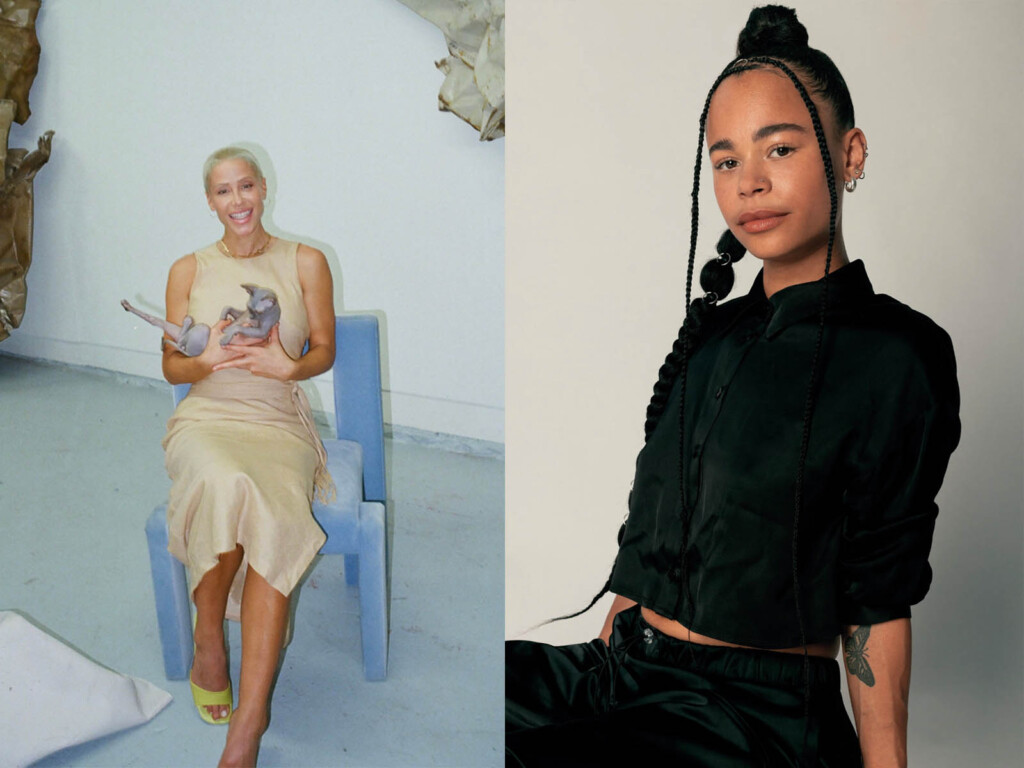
[169,314,386,503]
[334,315,386,503]
[172,382,190,406]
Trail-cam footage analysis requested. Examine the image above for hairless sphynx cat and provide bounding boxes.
[121,284,280,357]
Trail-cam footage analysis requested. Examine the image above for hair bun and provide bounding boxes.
[736,5,809,57]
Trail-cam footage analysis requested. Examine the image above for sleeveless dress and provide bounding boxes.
[162,238,331,621]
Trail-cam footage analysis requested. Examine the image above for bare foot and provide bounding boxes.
[191,628,231,722]
[217,705,267,767]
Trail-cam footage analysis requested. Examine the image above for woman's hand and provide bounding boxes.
[598,594,637,645]
[193,318,245,370]
[213,324,299,381]
[162,261,251,385]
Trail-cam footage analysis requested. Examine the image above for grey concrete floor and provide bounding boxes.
[0,354,503,767]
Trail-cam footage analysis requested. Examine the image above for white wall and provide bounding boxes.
[5,0,504,443]
[506,0,1022,763]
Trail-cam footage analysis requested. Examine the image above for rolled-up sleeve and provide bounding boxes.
[838,330,960,627]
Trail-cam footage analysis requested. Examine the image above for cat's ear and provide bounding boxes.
[240,283,257,295]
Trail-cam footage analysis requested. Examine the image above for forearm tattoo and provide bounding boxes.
[843,625,875,687]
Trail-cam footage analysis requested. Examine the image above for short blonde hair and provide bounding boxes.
[202,146,264,192]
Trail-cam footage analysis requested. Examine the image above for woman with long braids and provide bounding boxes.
[506,6,960,767]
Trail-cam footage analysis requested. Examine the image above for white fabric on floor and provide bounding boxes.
[0,611,172,768]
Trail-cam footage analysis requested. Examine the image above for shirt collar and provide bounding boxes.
[745,259,874,338]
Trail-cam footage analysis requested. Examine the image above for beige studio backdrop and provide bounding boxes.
[506,0,1023,764]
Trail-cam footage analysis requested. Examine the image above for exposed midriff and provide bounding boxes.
[641,607,841,659]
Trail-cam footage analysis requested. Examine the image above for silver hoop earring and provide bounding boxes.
[844,178,857,193]
[858,169,865,180]
[209,209,217,217]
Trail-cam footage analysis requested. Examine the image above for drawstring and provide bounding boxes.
[606,625,643,710]
[290,382,336,504]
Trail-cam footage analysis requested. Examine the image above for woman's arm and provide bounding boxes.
[212,244,336,381]
[598,594,637,644]
[161,254,241,384]
[290,243,336,379]
[842,618,912,768]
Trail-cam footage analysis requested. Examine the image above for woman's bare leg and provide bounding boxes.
[218,565,289,768]
[192,545,244,721]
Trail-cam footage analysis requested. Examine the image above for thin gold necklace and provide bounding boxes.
[217,234,273,259]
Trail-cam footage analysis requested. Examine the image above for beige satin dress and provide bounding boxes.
[162,238,331,620]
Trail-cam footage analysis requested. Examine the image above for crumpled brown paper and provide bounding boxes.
[0,127,53,341]
[0,0,50,342]
[0,0,42,125]
[397,0,505,141]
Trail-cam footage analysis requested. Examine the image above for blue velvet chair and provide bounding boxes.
[145,314,389,681]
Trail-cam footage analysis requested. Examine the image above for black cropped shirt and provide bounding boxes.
[609,261,960,648]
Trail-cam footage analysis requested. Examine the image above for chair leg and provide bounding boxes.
[357,501,388,681]
[344,554,359,586]
[145,505,193,680]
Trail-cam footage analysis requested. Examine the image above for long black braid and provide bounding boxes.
[666,61,759,625]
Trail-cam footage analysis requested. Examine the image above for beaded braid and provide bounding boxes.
[642,229,745,439]
[664,59,774,621]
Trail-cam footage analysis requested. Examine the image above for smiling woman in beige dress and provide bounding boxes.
[161,146,335,768]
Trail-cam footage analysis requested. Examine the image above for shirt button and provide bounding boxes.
[643,627,654,644]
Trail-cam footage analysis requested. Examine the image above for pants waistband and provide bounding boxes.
[612,605,841,691]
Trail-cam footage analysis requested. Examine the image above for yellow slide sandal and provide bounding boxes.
[189,676,233,725]
[190,613,232,725]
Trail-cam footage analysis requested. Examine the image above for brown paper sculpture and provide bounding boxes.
[397,0,505,141]
[0,0,42,124]
[1,0,53,342]
[1,129,53,341]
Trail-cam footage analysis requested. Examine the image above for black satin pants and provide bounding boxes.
[506,606,861,767]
